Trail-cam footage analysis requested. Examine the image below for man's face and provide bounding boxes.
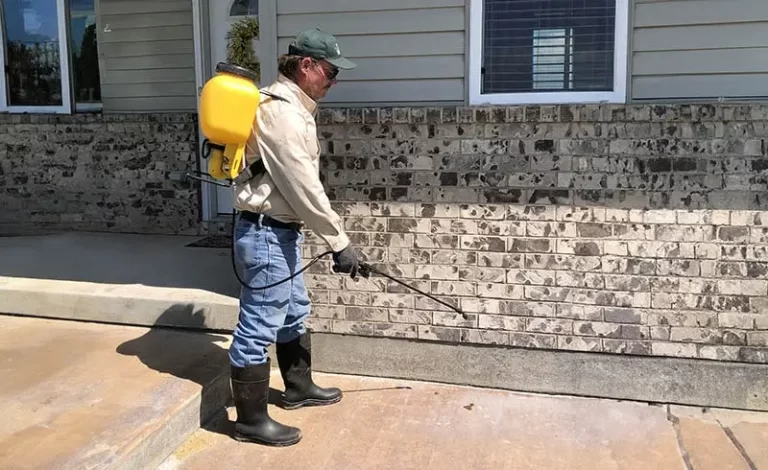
[297,57,339,101]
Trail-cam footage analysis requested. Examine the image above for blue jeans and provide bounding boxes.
[228,214,310,368]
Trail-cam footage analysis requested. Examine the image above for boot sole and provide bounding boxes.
[233,432,302,447]
[283,395,342,410]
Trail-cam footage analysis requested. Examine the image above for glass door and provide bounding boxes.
[1,0,71,113]
[0,1,6,111]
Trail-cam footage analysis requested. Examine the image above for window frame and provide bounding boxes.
[467,0,630,106]
[0,0,73,114]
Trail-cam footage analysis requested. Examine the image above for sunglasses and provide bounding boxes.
[313,59,339,80]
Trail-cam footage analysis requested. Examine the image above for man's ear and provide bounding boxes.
[298,57,313,74]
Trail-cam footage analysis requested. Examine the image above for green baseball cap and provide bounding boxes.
[288,28,356,70]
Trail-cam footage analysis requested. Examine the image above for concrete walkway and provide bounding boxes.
[161,374,768,470]
[0,315,232,469]
[1,315,767,470]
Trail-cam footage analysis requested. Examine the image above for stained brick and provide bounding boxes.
[388,309,432,325]
[461,329,510,346]
[559,336,602,352]
[509,332,557,349]
[418,325,461,342]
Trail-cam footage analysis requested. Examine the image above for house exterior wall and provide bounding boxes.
[96,0,198,112]
[298,103,768,365]
[631,0,768,101]
[276,0,467,105]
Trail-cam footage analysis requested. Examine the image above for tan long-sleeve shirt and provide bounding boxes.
[233,74,350,252]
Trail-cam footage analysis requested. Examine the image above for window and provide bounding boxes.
[230,0,258,17]
[468,0,628,105]
[0,0,101,114]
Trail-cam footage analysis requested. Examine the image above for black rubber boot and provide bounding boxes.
[230,359,302,446]
[276,332,342,410]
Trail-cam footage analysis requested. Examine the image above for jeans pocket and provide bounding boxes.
[267,227,300,246]
[235,224,264,269]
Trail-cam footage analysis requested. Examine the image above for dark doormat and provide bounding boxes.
[185,235,232,248]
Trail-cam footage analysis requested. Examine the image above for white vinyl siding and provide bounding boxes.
[97,0,197,112]
[276,0,466,105]
[631,0,768,101]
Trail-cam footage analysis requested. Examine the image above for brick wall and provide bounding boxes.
[0,113,201,235]
[301,104,768,365]
[3,104,768,365]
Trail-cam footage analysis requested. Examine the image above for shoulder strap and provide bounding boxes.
[232,90,288,184]
[260,90,289,102]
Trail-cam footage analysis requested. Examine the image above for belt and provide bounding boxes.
[240,211,303,231]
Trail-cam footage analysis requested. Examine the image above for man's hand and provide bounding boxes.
[332,245,360,279]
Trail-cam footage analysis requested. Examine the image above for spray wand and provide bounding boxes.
[345,262,466,319]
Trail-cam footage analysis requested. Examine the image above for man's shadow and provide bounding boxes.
[115,304,284,437]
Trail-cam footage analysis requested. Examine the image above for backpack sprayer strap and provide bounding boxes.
[231,89,290,185]
[233,158,266,185]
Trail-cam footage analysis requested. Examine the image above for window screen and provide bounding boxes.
[481,0,616,94]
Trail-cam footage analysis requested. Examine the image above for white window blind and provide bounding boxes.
[481,0,616,94]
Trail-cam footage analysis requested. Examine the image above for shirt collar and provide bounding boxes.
[277,74,318,114]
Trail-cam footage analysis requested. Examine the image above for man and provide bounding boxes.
[228,28,363,447]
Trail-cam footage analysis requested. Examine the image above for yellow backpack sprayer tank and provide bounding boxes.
[199,62,261,181]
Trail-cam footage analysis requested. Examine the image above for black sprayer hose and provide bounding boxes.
[227,210,467,319]
[228,209,329,290]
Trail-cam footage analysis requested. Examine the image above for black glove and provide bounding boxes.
[332,244,360,279]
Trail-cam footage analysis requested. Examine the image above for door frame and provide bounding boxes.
[191,0,278,222]
[191,0,213,221]
[0,0,73,114]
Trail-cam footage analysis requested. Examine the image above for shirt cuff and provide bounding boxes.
[321,231,350,253]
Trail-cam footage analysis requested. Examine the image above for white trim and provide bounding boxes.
[614,0,629,103]
[192,0,213,222]
[259,0,278,85]
[467,0,483,106]
[1,0,72,114]
[57,0,72,113]
[192,0,205,109]
[468,0,629,106]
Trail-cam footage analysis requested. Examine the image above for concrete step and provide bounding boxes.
[0,232,240,331]
[0,314,232,470]
[158,372,768,470]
